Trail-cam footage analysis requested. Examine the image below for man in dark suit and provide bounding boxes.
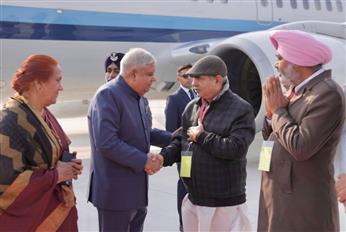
[165,64,194,231]
[88,48,171,232]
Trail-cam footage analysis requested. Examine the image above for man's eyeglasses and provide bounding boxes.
[178,72,190,79]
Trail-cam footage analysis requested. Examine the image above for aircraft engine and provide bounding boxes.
[208,30,345,131]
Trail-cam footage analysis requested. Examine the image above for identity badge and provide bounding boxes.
[180,151,193,178]
[258,141,274,172]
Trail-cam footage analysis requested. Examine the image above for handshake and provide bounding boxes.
[145,153,164,175]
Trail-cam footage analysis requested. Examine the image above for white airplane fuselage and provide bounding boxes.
[1,1,345,120]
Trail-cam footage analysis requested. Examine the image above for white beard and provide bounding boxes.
[278,63,300,96]
[281,63,300,84]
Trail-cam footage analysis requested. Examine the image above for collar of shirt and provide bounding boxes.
[180,85,194,98]
[118,75,141,100]
[294,68,325,94]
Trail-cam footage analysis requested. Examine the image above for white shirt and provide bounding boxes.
[294,68,324,94]
[180,85,195,100]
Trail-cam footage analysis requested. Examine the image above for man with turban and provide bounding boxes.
[104,52,125,82]
[258,30,345,231]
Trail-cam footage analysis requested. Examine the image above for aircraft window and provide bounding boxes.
[261,0,269,7]
[302,0,310,9]
[336,0,343,12]
[220,0,228,3]
[276,0,283,8]
[290,0,298,9]
[325,0,332,11]
[314,0,321,10]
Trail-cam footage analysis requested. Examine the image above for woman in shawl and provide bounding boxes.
[0,54,83,231]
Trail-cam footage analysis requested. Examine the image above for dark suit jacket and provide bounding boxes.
[165,87,191,132]
[87,77,171,211]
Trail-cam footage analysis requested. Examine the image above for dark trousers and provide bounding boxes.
[177,163,188,227]
[97,207,147,232]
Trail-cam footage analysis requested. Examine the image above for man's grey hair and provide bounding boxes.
[120,48,156,75]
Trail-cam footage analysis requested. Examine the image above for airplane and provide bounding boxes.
[1,0,345,132]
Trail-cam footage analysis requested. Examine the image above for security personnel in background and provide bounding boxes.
[104,52,125,82]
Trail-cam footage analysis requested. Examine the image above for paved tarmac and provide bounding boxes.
[59,99,346,231]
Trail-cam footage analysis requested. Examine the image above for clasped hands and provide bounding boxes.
[145,153,163,175]
[57,158,83,184]
[263,75,289,119]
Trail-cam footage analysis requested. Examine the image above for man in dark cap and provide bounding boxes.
[156,55,256,231]
[259,30,345,231]
[104,52,125,82]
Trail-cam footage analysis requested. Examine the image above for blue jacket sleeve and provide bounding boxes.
[89,90,148,173]
[150,128,172,148]
[165,95,179,132]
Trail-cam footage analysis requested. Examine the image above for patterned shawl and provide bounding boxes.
[0,96,76,231]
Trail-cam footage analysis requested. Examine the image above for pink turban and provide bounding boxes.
[269,30,332,66]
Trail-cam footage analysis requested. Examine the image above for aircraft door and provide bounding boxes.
[256,0,273,24]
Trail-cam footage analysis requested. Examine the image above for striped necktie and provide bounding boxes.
[188,89,195,100]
